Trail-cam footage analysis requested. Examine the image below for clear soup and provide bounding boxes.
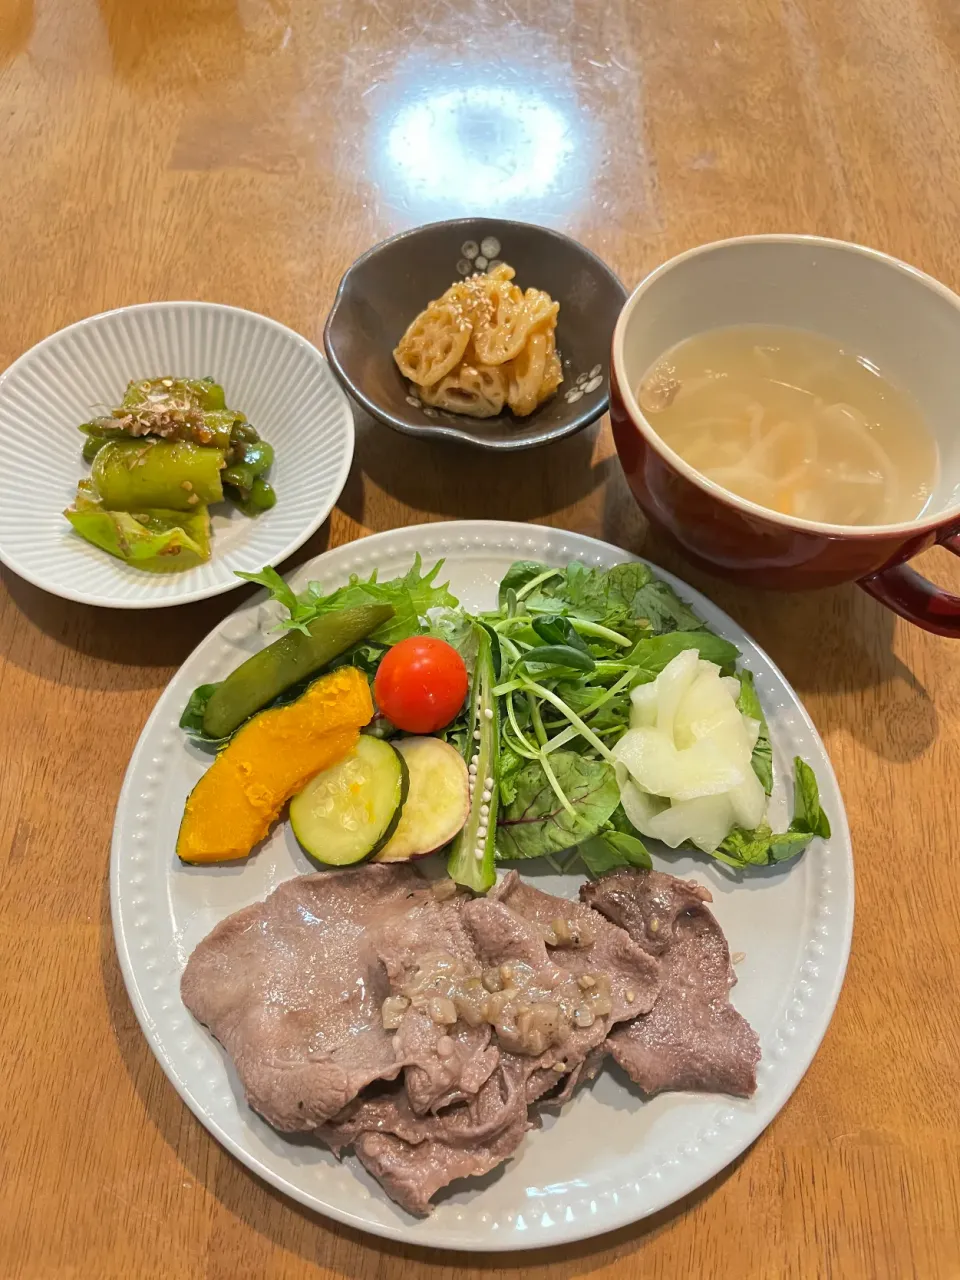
[638,325,938,526]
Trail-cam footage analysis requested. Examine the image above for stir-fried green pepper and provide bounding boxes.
[233,476,277,515]
[222,438,276,515]
[81,433,111,463]
[223,441,273,492]
[65,375,278,574]
[78,378,246,450]
[92,440,225,511]
[64,480,211,572]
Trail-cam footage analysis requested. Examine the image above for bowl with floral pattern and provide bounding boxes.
[324,218,628,452]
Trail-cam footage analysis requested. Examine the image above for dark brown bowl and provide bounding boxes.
[323,218,628,452]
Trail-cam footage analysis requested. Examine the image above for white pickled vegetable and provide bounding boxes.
[629,679,658,728]
[655,647,699,740]
[644,794,737,852]
[618,774,669,831]
[615,727,747,800]
[614,728,682,797]
[727,768,767,828]
[673,669,743,747]
[616,649,767,852]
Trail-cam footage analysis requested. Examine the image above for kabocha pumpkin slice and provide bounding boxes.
[177,666,374,863]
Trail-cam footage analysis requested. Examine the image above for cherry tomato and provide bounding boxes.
[374,636,469,734]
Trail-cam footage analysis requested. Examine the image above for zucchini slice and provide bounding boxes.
[374,737,470,862]
[290,735,407,866]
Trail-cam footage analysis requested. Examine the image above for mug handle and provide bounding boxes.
[858,532,960,636]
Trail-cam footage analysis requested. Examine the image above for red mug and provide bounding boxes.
[610,236,960,636]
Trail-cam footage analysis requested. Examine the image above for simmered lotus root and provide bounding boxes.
[471,278,531,366]
[395,262,561,418]
[472,284,559,368]
[522,287,560,334]
[420,363,507,418]
[505,331,549,416]
[539,329,563,402]
[394,302,471,387]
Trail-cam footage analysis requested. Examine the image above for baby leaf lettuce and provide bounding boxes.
[238,554,457,644]
[737,670,773,794]
[792,758,832,838]
[496,752,621,860]
[496,558,708,636]
[715,757,831,868]
[578,830,652,878]
[179,683,230,751]
[516,645,596,674]
[498,561,557,608]
[626,631,740,682]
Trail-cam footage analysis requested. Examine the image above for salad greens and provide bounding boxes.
[736,670,773,794]
[186,553,831,881]
[715,759,832,868]
[238,554,457,646]
[496,753,622,861]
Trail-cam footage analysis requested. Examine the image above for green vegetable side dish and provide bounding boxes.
[92,440,225,510]
[179,553,832,887]
[64,377,278,573]
[65,479,212,574]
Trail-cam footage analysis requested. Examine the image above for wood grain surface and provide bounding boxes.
[2,1,960,1276]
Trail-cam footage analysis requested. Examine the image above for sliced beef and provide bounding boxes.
[318,875,662,1213]
[180,863,430,1130]
[483,872,661,1102]
[370,889,499,1114]
[323,1062,531,1217]
[392,1013,499,1114]
[182,863,760,1218]
[490,872,661,1024]
[581,870,760,1098]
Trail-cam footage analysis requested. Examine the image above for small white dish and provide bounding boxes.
[111,520,853,1251]
[0,302,354,608]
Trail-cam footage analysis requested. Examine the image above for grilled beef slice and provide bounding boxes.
[370,889,500,1115]
[180,864,430,1129]
[581,870,760,1098]
[182,865,759,1215]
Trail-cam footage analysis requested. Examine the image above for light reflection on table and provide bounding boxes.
[365,52,596,227]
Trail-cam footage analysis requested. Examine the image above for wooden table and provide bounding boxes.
[2,1,960,1276]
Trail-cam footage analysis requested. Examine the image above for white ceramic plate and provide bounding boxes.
[0,302,354,607]
[111,520,853,1250]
